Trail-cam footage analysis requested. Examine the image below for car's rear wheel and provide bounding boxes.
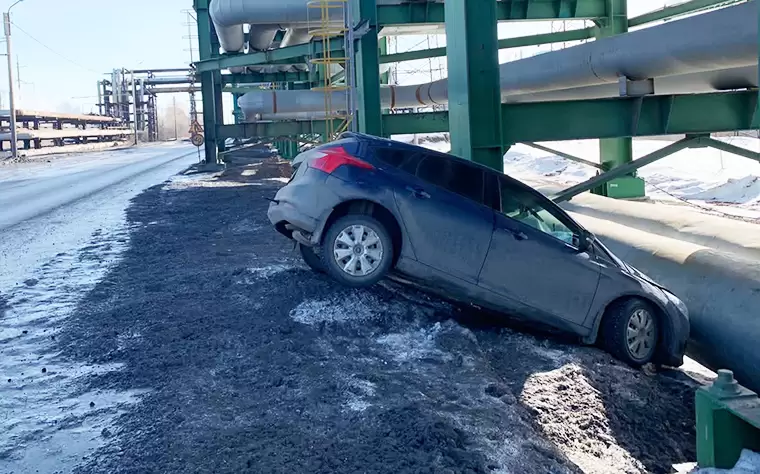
[322,214,393,288]
[600,298,659,367]
[298,243,325,274]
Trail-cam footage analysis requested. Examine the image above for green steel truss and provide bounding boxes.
[218,91,760,142]
[194,0,758,200]
[376,0,607,25]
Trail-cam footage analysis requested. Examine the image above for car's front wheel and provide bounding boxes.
[600,298,659,367]
[321,214,393,288]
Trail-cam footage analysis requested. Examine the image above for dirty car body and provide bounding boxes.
[268,133,689,367]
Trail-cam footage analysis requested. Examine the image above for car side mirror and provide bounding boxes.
[577,231,594,253]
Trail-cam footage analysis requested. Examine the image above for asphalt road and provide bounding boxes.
[0,144,198,288]
[0,144,197,474]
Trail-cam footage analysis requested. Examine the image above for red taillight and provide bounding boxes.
[310,146,374,174]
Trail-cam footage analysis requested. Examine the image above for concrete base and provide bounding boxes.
[593,176,646,199]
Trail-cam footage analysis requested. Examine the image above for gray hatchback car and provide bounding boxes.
[268,133,690,368]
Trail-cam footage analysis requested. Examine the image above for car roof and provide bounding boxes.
[340,132,501,175]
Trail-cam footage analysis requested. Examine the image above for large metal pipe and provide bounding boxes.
[209,0,404,52]
[237,1,758,118]
[569,211,760,394]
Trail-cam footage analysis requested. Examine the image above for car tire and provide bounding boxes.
[321,214,394,288]
[298,244,325,274]
[601,298,659,367]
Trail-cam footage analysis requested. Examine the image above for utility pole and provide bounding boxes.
[4,0,23,159]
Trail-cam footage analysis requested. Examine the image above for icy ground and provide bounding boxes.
[0,154,709,474]
[393,133,760,221]
[502,137,760,220]
[0,144,197,473]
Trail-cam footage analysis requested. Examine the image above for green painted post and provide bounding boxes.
[444,0,503,170]
[194,0,218,165]
[595,0,644,198]
[695,370,760,469]
[352,0,383,136]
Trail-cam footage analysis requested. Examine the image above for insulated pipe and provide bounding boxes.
[249,25,280,52]
[571,213,760,394]
[209,0,404,52]
[238,1,759,118]
[280,28,312,72]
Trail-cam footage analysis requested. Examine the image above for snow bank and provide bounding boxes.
[695,449,760,473]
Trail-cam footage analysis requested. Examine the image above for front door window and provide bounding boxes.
[500,179,577,246]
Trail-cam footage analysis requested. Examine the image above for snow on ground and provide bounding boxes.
[396,133,760,220]
[502,137,760,220]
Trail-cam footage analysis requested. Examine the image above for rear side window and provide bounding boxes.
[416,154,484,204]
[374,148,415,168]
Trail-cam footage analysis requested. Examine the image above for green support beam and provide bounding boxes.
[194,0,218,165]
[595,0,640,198]
[552,138,695,203]
[222,72,312,84]
[500,91,759,142]
[352,0,383,136]
[444,0,503,169]
[194,37,344,73]
[377,0,607,26]
[694,136,760,163]
[234,92,759,145]
[380,27,596,64]
[628,0,744,28]
[218,121,344,140]
[524,142,604,169]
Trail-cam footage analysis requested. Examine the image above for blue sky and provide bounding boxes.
[0,0,677,116]
[2,0,193,113]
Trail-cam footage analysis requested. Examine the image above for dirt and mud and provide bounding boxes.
[1,154,709,474]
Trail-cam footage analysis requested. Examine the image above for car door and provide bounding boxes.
[478,175,601,327]
[392,152,494,284]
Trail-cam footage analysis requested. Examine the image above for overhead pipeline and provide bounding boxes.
[236,1,758,119]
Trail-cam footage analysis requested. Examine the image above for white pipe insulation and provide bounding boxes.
[237,1,759,120]
[210,0,405,52]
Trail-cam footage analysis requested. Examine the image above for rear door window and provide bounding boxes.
[374,148,416,168]
[416,154,485,205]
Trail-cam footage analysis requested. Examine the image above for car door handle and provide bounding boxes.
[497,228,528,241]
[406,186,430,199]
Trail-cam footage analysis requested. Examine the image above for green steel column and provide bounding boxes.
[194,0,218,164]
[352,0,383,136]
[595,0,644,198]
[444,0,503,170]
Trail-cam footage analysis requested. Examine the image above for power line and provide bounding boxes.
[10,21,99,74]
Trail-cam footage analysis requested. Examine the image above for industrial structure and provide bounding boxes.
[0,109,132,152]
[97,68,201,142]
[190,0,760,197]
